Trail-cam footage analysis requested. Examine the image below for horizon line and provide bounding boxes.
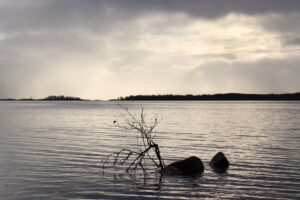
[1,92,300,101]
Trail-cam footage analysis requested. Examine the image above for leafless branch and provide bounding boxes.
[102,106,164,176]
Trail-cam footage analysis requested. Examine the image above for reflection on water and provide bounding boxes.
[0,101,300,199]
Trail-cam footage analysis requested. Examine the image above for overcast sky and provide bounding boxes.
[1,0,300,99]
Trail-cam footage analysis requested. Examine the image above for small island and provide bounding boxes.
[0,95,83,101]
[41,95,82,101]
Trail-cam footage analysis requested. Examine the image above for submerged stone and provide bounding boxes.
[209,152,229,172]
[163,156,204,175]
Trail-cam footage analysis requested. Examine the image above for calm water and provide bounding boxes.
[0,101,299,200]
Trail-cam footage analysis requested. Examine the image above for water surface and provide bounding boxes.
[0,101,299,199]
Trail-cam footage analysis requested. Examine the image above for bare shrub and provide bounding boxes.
[102,106,164,176]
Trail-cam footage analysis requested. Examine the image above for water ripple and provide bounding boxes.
[0,101,299,200]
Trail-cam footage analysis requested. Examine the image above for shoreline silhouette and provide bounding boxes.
[113,92,300,101]
[1,93,300,101]
[0,95,84,101]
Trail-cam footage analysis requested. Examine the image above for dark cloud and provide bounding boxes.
[1,0,300,33]
[281,35,300,46]
[289,37,300,45]
[111,0,300,18]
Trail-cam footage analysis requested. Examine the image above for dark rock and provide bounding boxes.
[162,156,204,175]
[209,152,229,172]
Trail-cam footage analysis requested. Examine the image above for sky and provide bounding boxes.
[0,0,300,100]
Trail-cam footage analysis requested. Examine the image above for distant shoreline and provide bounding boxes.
[113,92,300,101]
[0,95,87,101]
[1,93,300,101]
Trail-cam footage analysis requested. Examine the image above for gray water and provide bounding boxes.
[0,101,299,200]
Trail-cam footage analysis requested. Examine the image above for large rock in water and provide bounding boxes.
[162,156,204,175]
[209,152,229,172]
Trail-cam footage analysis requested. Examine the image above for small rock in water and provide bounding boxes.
[209,152,229,173]
[163,156,204,175]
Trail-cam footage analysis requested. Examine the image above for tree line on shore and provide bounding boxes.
[115,92,300,101]
[1,92,300,101]
[0,95,82,101]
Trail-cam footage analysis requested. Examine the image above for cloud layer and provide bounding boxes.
[0,0,300,99]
